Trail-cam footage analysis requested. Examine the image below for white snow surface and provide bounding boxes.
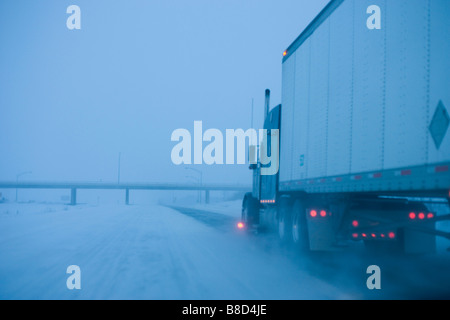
[0,202,349,300]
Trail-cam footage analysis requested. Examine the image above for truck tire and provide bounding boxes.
[242,193,259,228]
[277,196,293,243]
[291,199,309,251]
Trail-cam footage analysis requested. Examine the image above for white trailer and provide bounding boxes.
[242,0,450,253]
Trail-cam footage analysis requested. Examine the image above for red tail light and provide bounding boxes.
[388,232,395,239]
[352,220,359,228]
[409,212,416,219]
[310,210,317,218]
[371,233,376,238]
[418,212,425,220]
[427,213,434,219]
[320,210,327,217]
[352,233,358,238]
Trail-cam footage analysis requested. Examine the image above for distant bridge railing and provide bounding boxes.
[0,181,251,205]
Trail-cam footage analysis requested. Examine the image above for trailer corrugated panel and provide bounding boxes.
[291,39,311,181]
[279,53,296,183]
[383,0,429,170]
[428,0,450,164]
[351,0,385,174]
[307,19,330,179]
[327,0,353,177]
[279,0,450,194]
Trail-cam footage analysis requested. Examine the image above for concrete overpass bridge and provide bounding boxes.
[0,181,251,205]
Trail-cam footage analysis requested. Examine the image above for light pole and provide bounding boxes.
[15,171,32,202]
[185,167,203,203]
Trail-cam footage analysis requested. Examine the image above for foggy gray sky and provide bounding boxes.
[0,0,329,184]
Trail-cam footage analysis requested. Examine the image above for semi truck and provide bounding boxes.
[242,0,450,253]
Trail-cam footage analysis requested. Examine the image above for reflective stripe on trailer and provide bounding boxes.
[279,163,450,190]
[435,165,449,173]
[395,169,412,176]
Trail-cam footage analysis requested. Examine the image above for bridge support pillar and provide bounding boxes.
[205,190,210,204]
[125,188,129,205]
[70,188,77,206]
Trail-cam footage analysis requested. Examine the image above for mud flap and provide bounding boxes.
[306,215,339,251]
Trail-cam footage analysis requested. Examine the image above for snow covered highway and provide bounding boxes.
[0,203,345,300]
[0,202,449,300]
